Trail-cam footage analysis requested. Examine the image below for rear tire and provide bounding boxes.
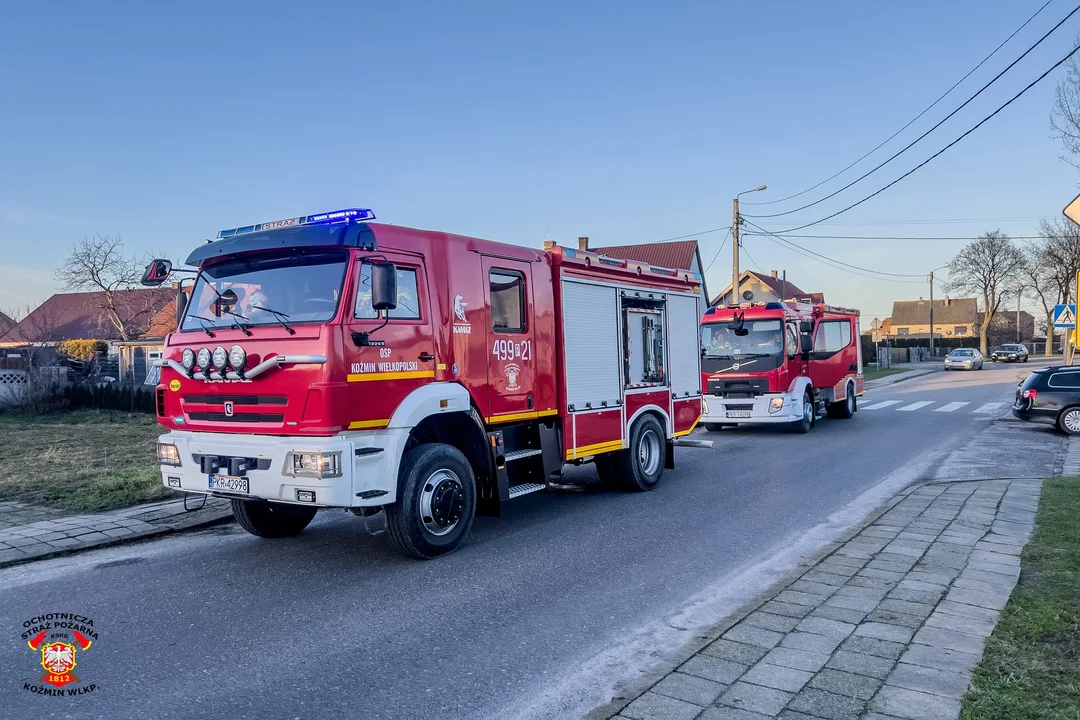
[704,422,727,432]
[610,414,666,491]
[1058,407,1080,436]
[594,453,620,488]
[231,499,317,538]
[386,443,476,559]
[828,384,856,419]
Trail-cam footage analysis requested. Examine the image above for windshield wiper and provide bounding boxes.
[188,315,217,338]
[224,309,253,337]
[252,304,296,335]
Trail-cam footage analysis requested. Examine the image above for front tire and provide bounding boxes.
[791,391,813,433]
[386,443,477,559]
[610,414,666,491]
[1058,407,1080,436]
[231,499,317,538]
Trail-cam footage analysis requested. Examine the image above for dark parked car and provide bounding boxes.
[1013,366,1080,435]
[991,344,1028,362]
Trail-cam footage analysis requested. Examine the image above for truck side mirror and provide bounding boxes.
[800,334,813,354]
[176,289,188,323]
[141,259,173,287]
[799,320,813,334]
[370,262,398,311]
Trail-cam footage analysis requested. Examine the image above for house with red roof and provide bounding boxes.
[589,238,710,306]
[711,270,824,307]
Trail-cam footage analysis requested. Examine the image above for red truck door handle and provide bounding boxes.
[419,352,435,362]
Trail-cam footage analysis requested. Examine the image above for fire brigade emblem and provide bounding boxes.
[504,363,521,391]
[20,613,98,696]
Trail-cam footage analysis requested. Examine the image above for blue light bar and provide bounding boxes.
[217,208,375,239]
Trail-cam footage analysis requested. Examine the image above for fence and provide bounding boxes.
[0,369,28,406]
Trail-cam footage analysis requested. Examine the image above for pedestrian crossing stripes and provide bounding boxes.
[860,399,1006,415]
[862,400,901,410]
[897,401,934,412]
[933,402,970,413]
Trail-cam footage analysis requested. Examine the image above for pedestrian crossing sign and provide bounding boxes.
[1054,304,1077,328]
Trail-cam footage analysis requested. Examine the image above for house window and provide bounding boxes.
[355,264,421,320]
[490,270,525,332]
[954,326,965,336]
[897,328,909,336]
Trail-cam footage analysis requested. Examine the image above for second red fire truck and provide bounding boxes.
[699,301,863,433]
[143,208,705,558]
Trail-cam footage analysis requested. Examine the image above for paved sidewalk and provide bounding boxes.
[0,496,233,567]
[598,478,1040,720]
[863,364,940,390]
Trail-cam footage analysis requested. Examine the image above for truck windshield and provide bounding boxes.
[180,250,348,332]
[702,319,784,358]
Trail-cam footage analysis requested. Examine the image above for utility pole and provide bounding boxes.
[1016,292,1021,344]
[732,185,767,304]
[929,271,935,359]
[732,197,740,306]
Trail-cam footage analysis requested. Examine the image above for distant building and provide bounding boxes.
[0,311,14,337]
[986,310,1036,347]
[888,296,978,339]
[712,270,823,307]
[590,238,709,306]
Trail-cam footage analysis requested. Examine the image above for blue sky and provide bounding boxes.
[2,0,1078,321]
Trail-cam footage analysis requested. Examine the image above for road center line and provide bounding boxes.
[933,402,970,413]
[973,402,1004,414]
[897,401,934,412]
[861,400,902,410]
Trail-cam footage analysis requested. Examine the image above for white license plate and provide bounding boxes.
[209,475,249,493]
[726,411,752,419]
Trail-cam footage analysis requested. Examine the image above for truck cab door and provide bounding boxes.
[482,257,535,421]
[345,254,434,430]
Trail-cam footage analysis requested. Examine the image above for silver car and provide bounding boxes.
[944,348,983,371]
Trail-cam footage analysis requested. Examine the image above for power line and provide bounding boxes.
[743,2,1080,220]
[754,42,1080,235]
[653,226,730,243]
[745,232,1045,241]
[775,216,1053,226]
[742,0,1053,208]
[744,220,927,280]
[741,238,765,274]
[755,231,926,284]
[702,228,732,275]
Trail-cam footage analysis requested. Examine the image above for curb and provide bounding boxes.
[0,508,234,569]
[864,366,940,390]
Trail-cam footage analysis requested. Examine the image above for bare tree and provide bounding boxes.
[947,231,1025,354]
[1052,41,1080,172]
[1023,219,1080,354]
[55,234,153,341]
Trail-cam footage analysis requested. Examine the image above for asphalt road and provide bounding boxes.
[0,359,1059,720]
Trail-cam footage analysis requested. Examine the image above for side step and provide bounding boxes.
[503,448,543,462]
[508,483,546,499]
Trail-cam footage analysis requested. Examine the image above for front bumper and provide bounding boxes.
[992,355,1019,362]
[701,392,801,425]
[944,361,973,369]
[156,429,410,507]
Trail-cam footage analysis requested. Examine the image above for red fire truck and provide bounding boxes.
[142,209,705,558]
[699,301,863,432]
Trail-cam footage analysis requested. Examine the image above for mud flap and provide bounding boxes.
[665,439,675,470]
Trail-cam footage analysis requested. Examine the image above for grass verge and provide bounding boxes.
[960,477,1080,720]
[0,410,175,512]
[863,366,911,382]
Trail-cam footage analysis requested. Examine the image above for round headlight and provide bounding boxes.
[196,347,212,370]
[181,348,195,370]
[212,346,228,370]
[228,345,246,370]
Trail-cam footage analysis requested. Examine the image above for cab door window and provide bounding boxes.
[355,264,421,320]
[490,270,525,332]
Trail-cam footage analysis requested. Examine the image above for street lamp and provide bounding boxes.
[928,265,949,358]
[732,185,767,304]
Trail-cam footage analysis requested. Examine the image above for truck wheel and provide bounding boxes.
[611,414,666,491]
[828,384,857,419]
[594,453,620,488]
[791,392,813,434]
[385,443,476,559]
[231,499,317,538]
[704,422,727,432]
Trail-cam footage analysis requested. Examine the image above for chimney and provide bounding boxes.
[577,236,589,251]
[919,296,924,302]
[770,270,778,279]
[944,295,950,305]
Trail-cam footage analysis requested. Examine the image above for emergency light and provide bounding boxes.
[216,208,376,239]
